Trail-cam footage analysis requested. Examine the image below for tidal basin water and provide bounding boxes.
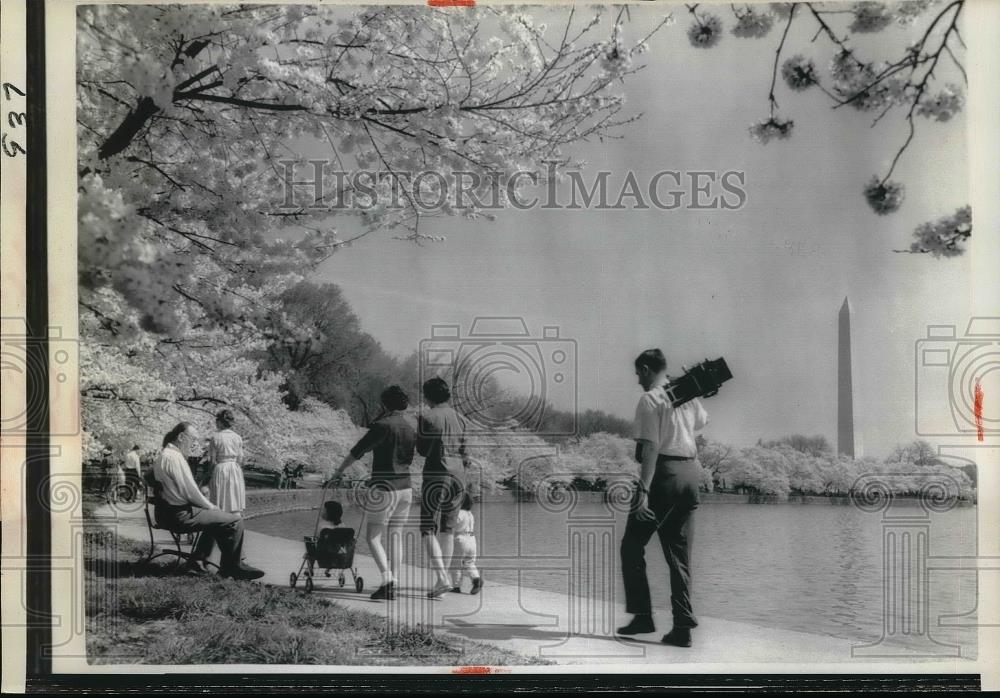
[248,498,979,658]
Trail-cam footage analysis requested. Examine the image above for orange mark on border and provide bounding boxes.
[974,379,985,442]
[428,0,476,6]
[452,666,496,675]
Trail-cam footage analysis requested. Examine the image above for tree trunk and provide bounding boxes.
[98,96,160,160]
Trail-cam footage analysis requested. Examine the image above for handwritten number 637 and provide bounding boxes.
[2,82,26,158]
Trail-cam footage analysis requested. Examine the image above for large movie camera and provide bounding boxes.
[664,357,733,407]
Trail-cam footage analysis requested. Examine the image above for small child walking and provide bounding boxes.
[451,493,482,594]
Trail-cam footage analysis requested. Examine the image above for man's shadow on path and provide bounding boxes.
[442,617,657,649]
[297,587,653,649]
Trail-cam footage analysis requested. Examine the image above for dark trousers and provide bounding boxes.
[620,457,700,628]
[420,474,465,535]
[155,503,245,572]
[125,470,142,501]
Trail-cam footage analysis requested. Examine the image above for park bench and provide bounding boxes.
[243,466,283,489]
[242,461,308,489]
[138,477,218,572]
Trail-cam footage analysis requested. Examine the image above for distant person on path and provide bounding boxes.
[417,377,470,599]
[331,385,416,601]
[618,349,708,648]
[124,444,142,502]
[101,448,124,503]
[450,492,482,594]
[152,422,264,580]
[208,409,246,515]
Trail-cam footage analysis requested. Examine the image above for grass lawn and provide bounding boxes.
[84,526,547,666]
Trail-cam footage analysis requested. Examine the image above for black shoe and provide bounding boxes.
[661,628,693,647]
[451,586,462,593]
[370,582,396,600]
[617,615,655,635]
[470,577,483,595]
[221,563,265,581]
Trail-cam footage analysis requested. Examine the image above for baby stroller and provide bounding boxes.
[290,478,366,594]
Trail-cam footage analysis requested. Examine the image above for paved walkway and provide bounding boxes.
[94,501,906,665]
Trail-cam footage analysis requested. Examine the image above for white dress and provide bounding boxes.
[208,429,246,513]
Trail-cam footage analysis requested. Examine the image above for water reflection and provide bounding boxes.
[247,499,978,657]
[831,508,869,639]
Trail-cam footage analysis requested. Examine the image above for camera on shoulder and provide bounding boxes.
[664,357,733,407]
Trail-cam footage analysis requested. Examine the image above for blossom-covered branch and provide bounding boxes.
[686,1,970,255]
[78,5,669,335]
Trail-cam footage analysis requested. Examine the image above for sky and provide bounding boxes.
[311,4,975,458]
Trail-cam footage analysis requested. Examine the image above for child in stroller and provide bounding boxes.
[320,500,344,530]
[314,500,354,572]
[291,496,364,593]
[317,501,353,562]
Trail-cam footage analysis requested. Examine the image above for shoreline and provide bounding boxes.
[240,487,976,518]
[92,500,972,665]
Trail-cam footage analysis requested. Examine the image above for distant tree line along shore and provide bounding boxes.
[83,285,975,505]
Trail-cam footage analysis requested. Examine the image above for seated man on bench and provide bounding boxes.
[154,422,265,581]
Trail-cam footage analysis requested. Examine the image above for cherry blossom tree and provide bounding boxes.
[78,4,668,333]
[817,454,860,494]
[687,1,970,256]
[271,397,364,474]
[886,438,941,465]
[79,302,293,464]
[76,4,667,454]
[696,434,734,487]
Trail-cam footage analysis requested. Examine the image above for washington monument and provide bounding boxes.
[838,297,858,458]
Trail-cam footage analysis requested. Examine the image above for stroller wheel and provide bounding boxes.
[338,574,345,587]
[305,575,314,593]
[355,576,364,594]
[289,573,298,588]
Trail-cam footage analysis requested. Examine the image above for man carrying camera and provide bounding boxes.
[618,349,708,647]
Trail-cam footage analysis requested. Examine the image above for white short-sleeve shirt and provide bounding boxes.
[454,509,475,536]
[125,450,141,473]
[633,386,708,458]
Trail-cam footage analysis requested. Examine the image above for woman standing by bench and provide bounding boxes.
[208,409,246,515]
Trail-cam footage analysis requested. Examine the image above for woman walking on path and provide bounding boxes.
[331,385,417,601]
[208,409,246,515]
[417,377,470,598]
